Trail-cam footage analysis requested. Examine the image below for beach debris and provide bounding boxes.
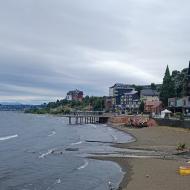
[108,181,122,190]
[179,166,190,176]
[176,143,186,151]
[108,181,115,190]
[108,181,113,189]
[146,174,150,178]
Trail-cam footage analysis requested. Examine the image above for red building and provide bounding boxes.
[66,89,83,102]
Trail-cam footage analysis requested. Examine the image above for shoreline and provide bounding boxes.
[92,124,190,190]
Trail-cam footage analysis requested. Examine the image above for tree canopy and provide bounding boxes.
[160,65,175,106]
[26,96,105,114]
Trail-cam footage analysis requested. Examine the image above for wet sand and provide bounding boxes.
[95,125,190,190]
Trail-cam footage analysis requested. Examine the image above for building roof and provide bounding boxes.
[109,83,130,89]
[67,89,83,95]
[124,90,138,95]
[141,89,159,96]
[145,100,162,108]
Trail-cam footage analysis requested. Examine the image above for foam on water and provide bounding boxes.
[71,141,83,146]
[55,178,61,184]
[0,134,18,141]
[77,160,89,170]
[88,124,97,128]
[111,135,117,142]
[39,149,55,159]
[48,131,56,137]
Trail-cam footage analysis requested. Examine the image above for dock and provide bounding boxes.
[63,111,110,125]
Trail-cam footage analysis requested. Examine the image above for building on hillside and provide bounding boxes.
[109,83,133,105]
[120,89,140,112]
[66,89,83,102]
[144,100,163,114]
[140,89,159,102]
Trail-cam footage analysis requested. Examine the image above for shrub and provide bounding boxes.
[176,143,186,151]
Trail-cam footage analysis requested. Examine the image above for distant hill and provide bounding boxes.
[0,104,40,111]
[0,102,22,106]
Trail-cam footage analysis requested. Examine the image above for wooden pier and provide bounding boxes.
[63,111,110,125]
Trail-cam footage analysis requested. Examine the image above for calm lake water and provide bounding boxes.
[0,112,133,190]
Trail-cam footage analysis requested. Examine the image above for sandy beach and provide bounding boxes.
[96,125,190,190]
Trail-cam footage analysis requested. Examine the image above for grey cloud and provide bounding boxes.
[0,0,190,103]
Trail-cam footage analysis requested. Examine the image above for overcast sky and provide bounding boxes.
[0,0,190,104]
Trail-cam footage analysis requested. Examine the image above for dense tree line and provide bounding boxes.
[26,96,105,114]
[160,65,189,106]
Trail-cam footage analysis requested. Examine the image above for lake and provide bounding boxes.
[0,112,133,190]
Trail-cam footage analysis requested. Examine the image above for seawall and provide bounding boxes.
[155,118,190,129]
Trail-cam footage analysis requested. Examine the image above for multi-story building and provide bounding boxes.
[140,89,159,102]
[168,96,190,114]
[121,89,140,112]
[109,83,133,105]
[66,89,83,102]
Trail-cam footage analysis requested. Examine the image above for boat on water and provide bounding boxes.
[179,166,190,176]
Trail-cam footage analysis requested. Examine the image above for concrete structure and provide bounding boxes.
[155,118,190,129]
[66,89,83,102]
[140,89,159,102]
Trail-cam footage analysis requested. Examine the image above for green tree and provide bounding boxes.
[160,65,175,106]
[181,68,189,97]
[150,83,156,90]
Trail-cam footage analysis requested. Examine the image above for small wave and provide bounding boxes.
[88,124,97,128]
[111,135,117,142]
[55,178,61,184]
[48,131,56,137]
[77,160,88,170]
[71,141,82,146]
[0,134,18,141]
[39,149,55,159]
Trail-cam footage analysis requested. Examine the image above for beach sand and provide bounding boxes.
[96,125,190,190]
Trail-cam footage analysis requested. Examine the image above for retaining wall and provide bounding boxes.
[155,118,190,129]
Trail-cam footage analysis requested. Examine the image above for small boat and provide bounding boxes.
[179,166,190,176]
